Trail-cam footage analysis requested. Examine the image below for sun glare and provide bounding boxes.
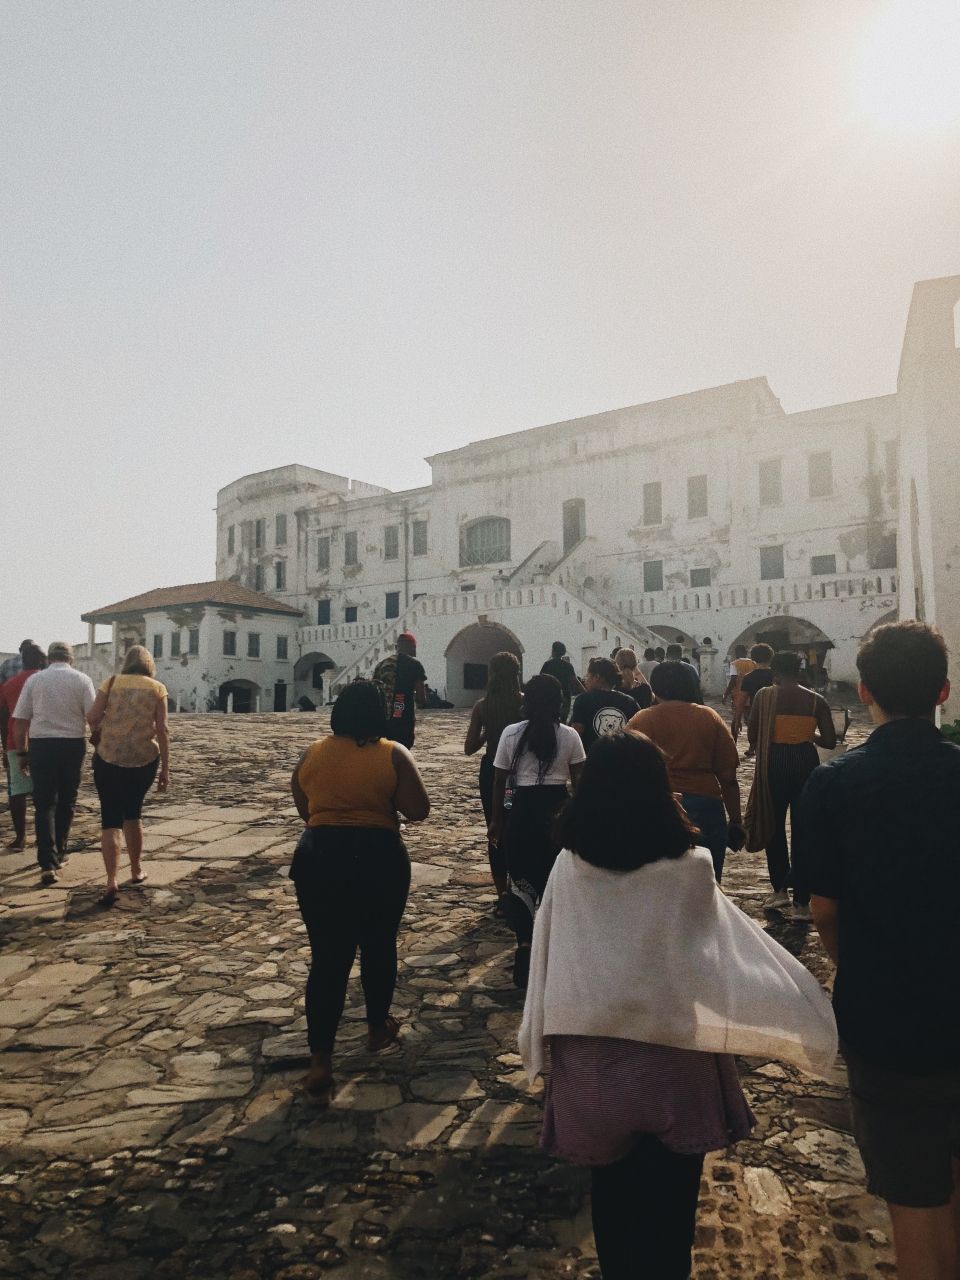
[854,0,960,132]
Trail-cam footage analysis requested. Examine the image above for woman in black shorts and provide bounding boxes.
[87,645,170,906]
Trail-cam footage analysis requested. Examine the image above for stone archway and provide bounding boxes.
[444,622,524,709]
[294,650,336,708]
[218,679,261,713]
[728,615,835,689]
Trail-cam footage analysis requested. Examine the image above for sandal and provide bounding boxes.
[130,873,148,885]
[367,1016,401,1053]
[98,888,119,909]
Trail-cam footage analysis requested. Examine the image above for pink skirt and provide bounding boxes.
[542,1035,755,1166]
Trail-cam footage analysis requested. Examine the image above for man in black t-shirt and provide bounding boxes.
[803,622,960,1274]
[570,657,639,752]
[374,632,427,749]
[540,641,584,722]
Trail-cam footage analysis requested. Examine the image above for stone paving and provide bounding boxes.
[0,707,896,1278]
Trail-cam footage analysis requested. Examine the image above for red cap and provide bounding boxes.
[398,631,417,646]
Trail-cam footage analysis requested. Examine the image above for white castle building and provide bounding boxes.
[80,275,960,715]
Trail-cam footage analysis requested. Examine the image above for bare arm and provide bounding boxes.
[87,689,108,730]
[713,723,743,825]
[721,673,737,703]
[290,750,311,823]
[392,744,430,820]
[414,679,427,709]
[811,895,840,965]
[12,718,28,754]
[813,696,837,749]
[464,702,485,756]
[489,766,508,845]
[747,693,762,749]
[154,698,170,792]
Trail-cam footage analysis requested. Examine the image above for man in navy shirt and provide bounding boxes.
[802,621,960,1279]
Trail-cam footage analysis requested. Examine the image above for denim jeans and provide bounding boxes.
[679,792,728,882]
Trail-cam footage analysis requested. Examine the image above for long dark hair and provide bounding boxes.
[483,651,523,744]
[510,673,563,783]
[558,731,698,870]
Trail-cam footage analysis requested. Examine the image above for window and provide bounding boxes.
[275,561,286,591]
[689,567,711,588]
[254,564,264,592]
[275,513,287,546]
[808,451,833,499]
[344,531,359,566]
[460,517,511,566]
[170,632,181,657]
[276,635,288,660]
[247,633,260,659]
[254,518,266,549]
[345,605,358,623]
[188,628,199,656]
[317,599,331,625]
[385,591,400,619]
[643,560,663,593]
[460,583,476,592]
[885,440,899,491]
[760,544,785,580]
[562,498,586,554]
[227,525,235,555]
[872,531,898,570]
[412,520,428,556]
[642,481,662,526]
[223,630,237,656]
[811,554,837,576]
[317,535,330,571]
[687,475,708,520]
[759,459,782,506]
[384,525,400,560]
[152,634,163,659]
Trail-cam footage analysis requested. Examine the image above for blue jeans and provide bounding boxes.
[680,793,728,883]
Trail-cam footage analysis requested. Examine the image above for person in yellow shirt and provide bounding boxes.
[290,680,430,1106]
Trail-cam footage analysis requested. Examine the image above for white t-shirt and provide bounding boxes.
[13,663,96,739]
[638,660,659,680]
[493,720,586,786]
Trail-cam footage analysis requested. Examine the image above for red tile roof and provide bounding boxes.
[81,581,303,621]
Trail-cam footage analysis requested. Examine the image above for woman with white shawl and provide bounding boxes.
[519,731,837,1280]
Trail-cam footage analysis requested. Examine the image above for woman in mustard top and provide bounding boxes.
[290,680,430,1105]
[747,649,836,921]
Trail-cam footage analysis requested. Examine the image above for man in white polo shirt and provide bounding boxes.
[13,641,95,885]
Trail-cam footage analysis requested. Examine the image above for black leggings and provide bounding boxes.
[765,743,819,903]
[591,1136,705,1280]
[503,784,568,945]
[478,754,507,881]
[291,827,410,1054]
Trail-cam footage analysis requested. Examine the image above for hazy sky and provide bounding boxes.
[3,0,959,650]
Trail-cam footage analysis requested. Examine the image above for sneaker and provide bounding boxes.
[40,869,58,886]
[762,889,790,910]
[786,901,813,923]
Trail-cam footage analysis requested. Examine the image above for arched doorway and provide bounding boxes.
[218,679,261,713]
[294,650,336,709]
[444,622,524,708]
[728,616,834,689]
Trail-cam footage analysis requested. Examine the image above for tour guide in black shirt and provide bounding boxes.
[570,657,641,751]
[375,633,426,749]
[801,621,960,1270]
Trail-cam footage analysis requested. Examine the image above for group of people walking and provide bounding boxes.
[5,619,959,1278]
[286,621,960,1279]
[0,638,170,904]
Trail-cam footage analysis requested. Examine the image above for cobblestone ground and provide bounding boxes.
[0,706,895,1279]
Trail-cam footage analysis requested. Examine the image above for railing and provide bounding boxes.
[313,583,661,692]
[622,572,898,619]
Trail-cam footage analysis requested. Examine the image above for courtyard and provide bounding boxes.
[0,706,894,1279]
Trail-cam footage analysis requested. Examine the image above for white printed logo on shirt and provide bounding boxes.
[592,707,629,738]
